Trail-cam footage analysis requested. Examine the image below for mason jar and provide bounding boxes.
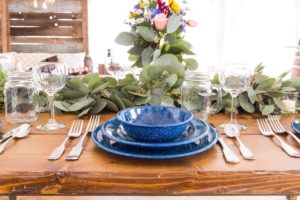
[4,72,39,124]
[181,72,222,121]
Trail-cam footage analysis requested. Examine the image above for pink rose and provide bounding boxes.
[154,13,168,31]
[187,20,198,27]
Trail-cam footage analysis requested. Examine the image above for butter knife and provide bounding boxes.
[209,123,240,164]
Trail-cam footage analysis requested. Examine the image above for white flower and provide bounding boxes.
[136,9,143,15]
[136,18,145,24]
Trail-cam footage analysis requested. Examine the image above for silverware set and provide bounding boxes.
[257,115,300,157]
[48,115,100,161]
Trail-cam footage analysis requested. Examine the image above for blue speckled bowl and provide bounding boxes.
[117,106,193,142]
[291,119,300,135]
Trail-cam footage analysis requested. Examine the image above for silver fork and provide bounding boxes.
[268,115,300,146]
[48,120,83,160]
[66,115,100,160]
[257,118,300,157]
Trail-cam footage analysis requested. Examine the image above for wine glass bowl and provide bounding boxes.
[33,62,67,131]
[219,64,251,130]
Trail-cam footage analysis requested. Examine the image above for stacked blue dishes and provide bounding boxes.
[91,106,218,159]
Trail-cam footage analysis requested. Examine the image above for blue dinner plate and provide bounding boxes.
[101,117,209,149]
[91,125,218,159]
[291,119,300,134]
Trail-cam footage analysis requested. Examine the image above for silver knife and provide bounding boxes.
[209,123,240,164]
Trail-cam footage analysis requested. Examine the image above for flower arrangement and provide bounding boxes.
[115,0,198,71]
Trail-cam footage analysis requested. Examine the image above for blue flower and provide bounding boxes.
[150,8,161,18]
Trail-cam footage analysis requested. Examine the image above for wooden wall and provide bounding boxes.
[0,0,10,52]
[0,0,88,53]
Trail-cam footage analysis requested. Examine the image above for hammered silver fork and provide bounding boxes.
[257,118,300,157]
[268,115,300,146]
[66,115,100,160]
[48,119,83,160]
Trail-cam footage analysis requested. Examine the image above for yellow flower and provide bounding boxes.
[168,0,180,13]
[129,12,136,18]
[139,2,144,9]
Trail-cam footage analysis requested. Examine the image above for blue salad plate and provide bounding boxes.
[91,125,218,159]
[101,117,209,149]
[291,119,300,134]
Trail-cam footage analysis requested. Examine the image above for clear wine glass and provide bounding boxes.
[219,64,251,130]
[33,62,67,130]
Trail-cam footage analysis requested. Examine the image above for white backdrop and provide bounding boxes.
[88,0,300,76]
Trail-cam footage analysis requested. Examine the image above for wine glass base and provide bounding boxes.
[37,121,65,131]
[220,123,247,130]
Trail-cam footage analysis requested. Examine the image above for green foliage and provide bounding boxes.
[0,70,6,110]
[0,63,299,117]
[213,63,300,116]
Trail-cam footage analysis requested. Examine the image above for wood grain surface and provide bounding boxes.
[0,113,299,196]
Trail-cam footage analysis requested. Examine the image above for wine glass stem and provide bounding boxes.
[230,95,238,125]
[48,95,56,123]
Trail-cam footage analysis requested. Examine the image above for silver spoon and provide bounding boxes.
[0,124,31,154]
[224,124,255,160]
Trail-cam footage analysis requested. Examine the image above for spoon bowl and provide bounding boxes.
[0,124,30,154]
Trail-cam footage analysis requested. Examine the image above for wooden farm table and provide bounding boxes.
[0,112,300,199]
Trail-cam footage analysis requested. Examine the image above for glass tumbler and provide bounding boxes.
[4,72,39,124]
[181,72,222,121]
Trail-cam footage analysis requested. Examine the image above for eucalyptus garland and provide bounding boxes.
[0,63,299,117]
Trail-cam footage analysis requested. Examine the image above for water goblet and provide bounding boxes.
[33,62,67,130]
[219,64,251,130]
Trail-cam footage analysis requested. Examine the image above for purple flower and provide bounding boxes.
[150,8,161,18]
[134,3,140,9]
[180,24,186,32]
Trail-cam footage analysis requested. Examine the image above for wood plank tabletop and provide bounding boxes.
[0,112,300,196]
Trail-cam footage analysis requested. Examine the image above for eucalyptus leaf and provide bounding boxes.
[255,72,269,84]
[262,105,275,115]
[114,94,126,109]
[118,74,139,86]
[91,82,110,94]
[134,96,151,105]
[127,91,149,97]
[256,78,276,91]
[137,26,156,42]
[88,76,101,90]
[152,49,161,64]
[90,98,107,114]
[54,101,69,112]
[273,98,285,111]
[142,46,155,67]
[78,107,91,117]
[101,77,118,87]
[254,63,264,73]
[121,98,135,107]
[161,95,174,106]
[184,58,198,70]
[61,90,86,100]
[167,15,181,34]
[115,32,136,46]
[69,98,94,112]
[239,94,255,113]
[247,88,256,104]
[82,73,99,83]
[149,95,162,105]
[104,99,119,112]
[165,74,177,87]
